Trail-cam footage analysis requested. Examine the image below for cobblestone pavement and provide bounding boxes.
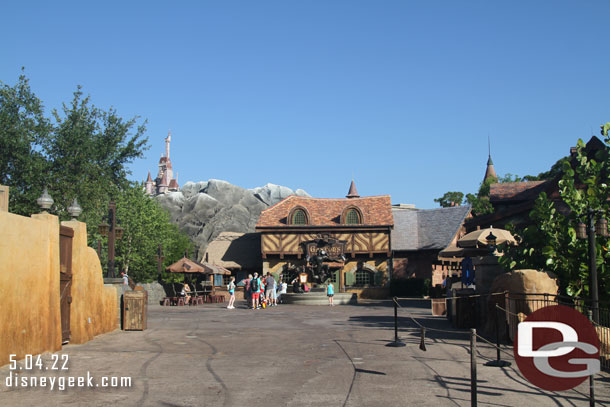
[1,300,609,406]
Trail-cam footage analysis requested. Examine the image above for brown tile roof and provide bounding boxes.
[168,178,179,189]
[256,195,393,228]
[489,181,548,202]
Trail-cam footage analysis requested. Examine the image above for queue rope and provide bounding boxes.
[391,297,603,407]
[394,291,508,301]
[391,297,514,357]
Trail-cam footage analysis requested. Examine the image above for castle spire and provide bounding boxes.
[165,130,171,159]
[346,179,360,198]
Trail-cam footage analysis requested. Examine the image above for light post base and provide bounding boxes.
[386,340,406,348]
[485,360,511,367]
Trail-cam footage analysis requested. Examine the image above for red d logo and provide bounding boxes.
[514,305,600,391]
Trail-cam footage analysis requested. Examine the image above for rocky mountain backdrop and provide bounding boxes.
[156,179,309,259]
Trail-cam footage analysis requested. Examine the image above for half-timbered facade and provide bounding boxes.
[255,182,394,296]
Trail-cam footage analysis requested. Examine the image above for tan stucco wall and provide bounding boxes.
[0,212,62,366]
[62,220,117,344]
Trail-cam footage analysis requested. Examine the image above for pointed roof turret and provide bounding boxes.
[346,180,360,198]
[483,136,497,183]
[146,171,153,183]
[159,171,169,187]
[484,154,497,182]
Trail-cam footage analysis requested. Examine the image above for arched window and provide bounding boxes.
[345,209,361,225]
[291,209,307,225]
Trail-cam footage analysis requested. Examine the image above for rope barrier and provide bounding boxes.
[494,304,521,318]
[390,296,605,407]
[394,291,508,301]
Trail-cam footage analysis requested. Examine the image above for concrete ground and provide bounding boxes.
[1,300,609,407]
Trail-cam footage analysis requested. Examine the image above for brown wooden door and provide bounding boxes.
[59,226,73,344]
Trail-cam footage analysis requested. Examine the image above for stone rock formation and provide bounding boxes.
[155,179,309,259]
[488,269,558,340]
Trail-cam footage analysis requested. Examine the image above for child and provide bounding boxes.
[327,282,334,306]
[227,276,236,309]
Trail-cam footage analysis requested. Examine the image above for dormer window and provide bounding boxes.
[341,206,363,225]
[289,207,309,225]
[345,209,361,225]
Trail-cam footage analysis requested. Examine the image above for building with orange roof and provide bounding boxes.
[255,180,393,297]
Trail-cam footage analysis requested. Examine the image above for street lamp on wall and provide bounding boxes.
[67,198,82,219]
[575,209,608,323]
[36,187,54,212]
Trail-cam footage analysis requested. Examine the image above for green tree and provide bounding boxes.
[463,177,496,216]
[112,183,193,283]
[0,72,52,215]
[434,191,464,207]
[499,131,610,301]
[47,87,148,232]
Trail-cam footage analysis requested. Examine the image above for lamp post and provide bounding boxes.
[155,244,165,278]
[576,209,608,324]
[486,231,497,254]
[98,201,124,278]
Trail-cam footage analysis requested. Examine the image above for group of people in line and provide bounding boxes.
[179,272,335,308]
[234,272,288,310]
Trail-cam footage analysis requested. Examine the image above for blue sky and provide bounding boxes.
[2,1,609,209]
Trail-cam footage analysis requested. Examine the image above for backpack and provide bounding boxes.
[251,277,259,292]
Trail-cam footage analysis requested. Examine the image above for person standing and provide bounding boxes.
[277,278,288,304]
[227,276,236,309]
[250,272,261,309]
[327,282,334,306]
[265,272,276,307]
[121,272,129,285]
[244,274,252,306]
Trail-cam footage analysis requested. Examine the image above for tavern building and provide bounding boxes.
[255,181,394,297]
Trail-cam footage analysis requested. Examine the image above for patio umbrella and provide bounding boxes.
[438,246,490,259]
[457,227,517,248]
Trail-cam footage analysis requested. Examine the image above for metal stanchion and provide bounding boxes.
[471,328,478,407]
[386,297,406,347]
[588,310,596,407]
[485,304,511,367]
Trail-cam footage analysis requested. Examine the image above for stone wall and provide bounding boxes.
[139,282,167,305]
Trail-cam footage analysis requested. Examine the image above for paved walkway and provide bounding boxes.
[1,300,609,407]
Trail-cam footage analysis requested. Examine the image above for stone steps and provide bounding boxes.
[281,292,357,305]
